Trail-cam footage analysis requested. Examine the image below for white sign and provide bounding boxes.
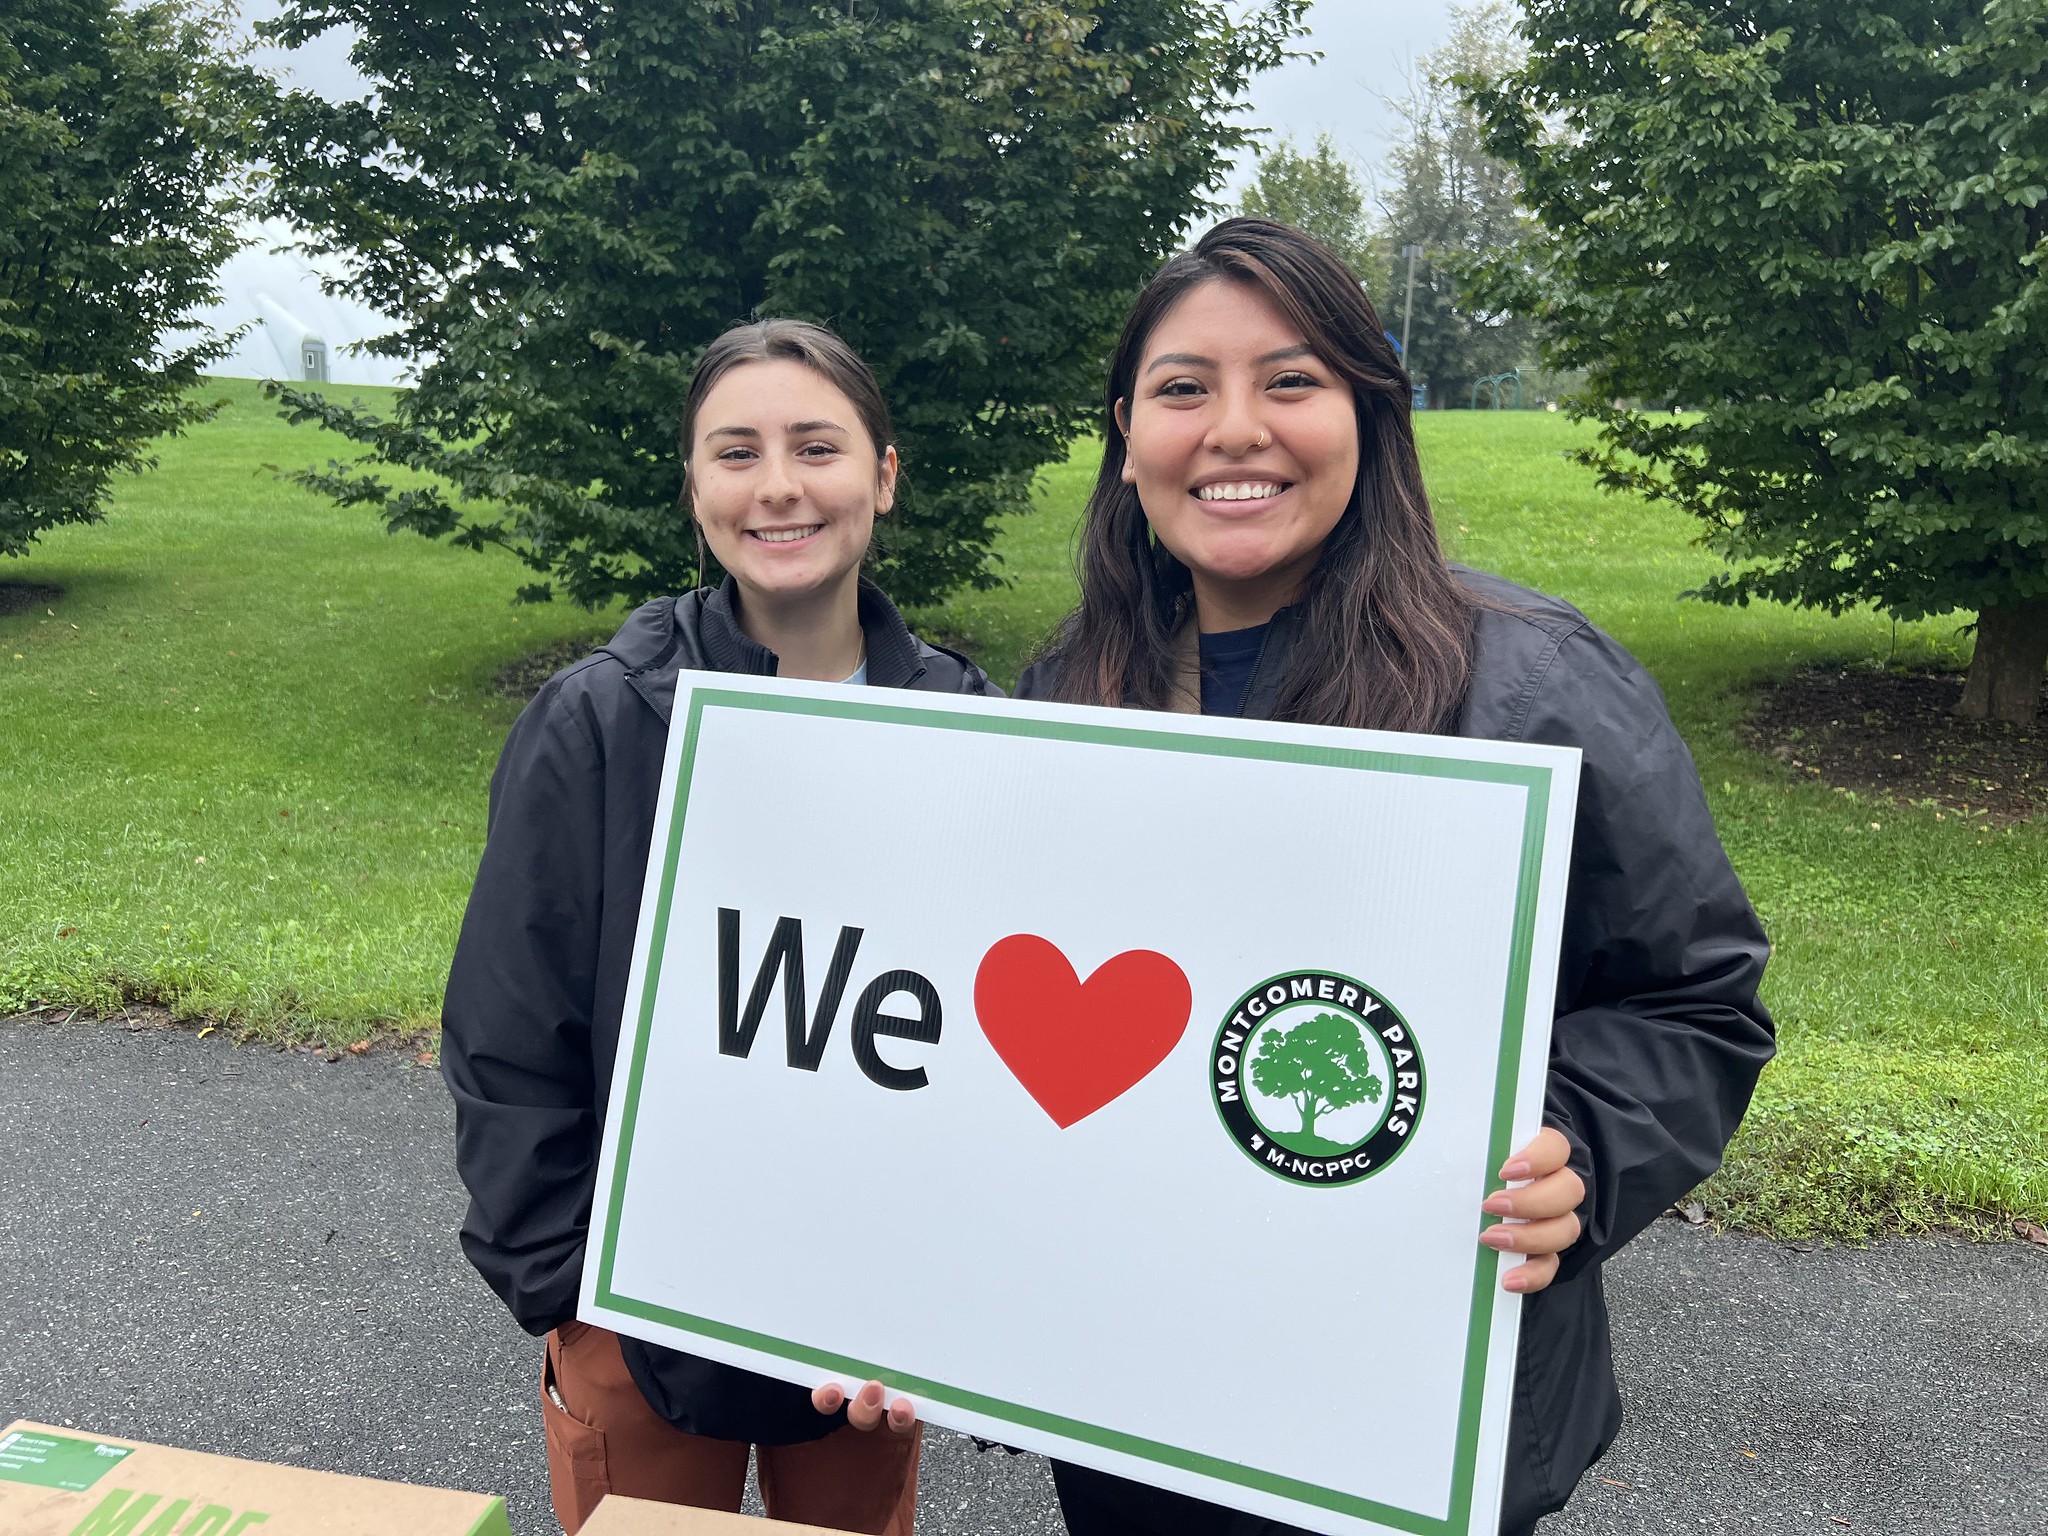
[582,674,1581,1536]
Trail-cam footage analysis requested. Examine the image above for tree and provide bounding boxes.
[1470,0,2048,723]
[1248,1012,1383,1143]
[253,1,1307,611]
[1379,1,1534,407]
[0,0,245,559]
[1238,132,1392,301]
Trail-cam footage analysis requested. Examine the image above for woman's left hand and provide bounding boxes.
[812,1379,918,1435]
[1479,1126,1585,1295]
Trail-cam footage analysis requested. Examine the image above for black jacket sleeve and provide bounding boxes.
[440,675,605,1335]
[1521,623,1775,1283]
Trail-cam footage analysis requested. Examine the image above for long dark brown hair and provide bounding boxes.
[1039,218,1476,733]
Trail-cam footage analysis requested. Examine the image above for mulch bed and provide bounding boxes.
[1742,665,2046,822]
[491,638,599,700]
[0,580,64,617]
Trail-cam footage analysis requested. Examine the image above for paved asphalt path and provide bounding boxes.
[3,1015,2042,1536]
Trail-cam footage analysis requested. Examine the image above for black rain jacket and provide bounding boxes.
[442,577,997,1445]
[1016,566,1775,1535]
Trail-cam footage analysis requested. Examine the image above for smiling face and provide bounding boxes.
[688,357,897,608]
[1118,279,1360,632]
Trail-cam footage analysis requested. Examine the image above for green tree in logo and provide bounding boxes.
[1249,1013,1383,1146]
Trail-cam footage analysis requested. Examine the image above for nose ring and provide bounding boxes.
[1253,429,1271,451]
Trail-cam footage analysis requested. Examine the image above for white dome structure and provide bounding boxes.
[188,221,412,388]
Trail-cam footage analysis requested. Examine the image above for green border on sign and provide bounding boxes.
[596,688,1554,1536]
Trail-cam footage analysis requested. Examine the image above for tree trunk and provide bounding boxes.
[1296,1098,1319,1141]
[1958,599,2048,725]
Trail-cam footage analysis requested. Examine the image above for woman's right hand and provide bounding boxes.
[1479,1126,1585,1294]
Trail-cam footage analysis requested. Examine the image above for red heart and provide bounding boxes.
[973,934,1192,1129]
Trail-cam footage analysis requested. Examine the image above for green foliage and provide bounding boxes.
[1249,1012,1383,1140]
[1381,0,1534,405]
[1470,0,2048,713]
[1238,132,1392,300]
[0,0,246,557]
[904,445,1099,678]
[252,0,1306,609]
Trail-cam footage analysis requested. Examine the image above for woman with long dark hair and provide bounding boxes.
[1019,219,1774,1535]
[443,317,986,1535]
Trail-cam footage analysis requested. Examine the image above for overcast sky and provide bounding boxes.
[1228,1,1463,201]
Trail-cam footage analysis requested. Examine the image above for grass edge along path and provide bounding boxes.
[3,387,2042,1244]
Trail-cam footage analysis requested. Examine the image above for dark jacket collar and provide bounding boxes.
[696,576,926,688]
[607,576,930,723]
[693,578,774,676]
[1235,605,1299,720]
[853,580,930,690]
[1156,602,1301,720]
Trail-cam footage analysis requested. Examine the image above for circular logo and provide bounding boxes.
[1210,969,1425,1187]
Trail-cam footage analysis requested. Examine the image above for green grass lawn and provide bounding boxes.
[4,386,2042,1240]
[0,379,625,1032]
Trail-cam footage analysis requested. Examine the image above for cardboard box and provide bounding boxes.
[581,1496,842,1534]
[0,1420,510,1536]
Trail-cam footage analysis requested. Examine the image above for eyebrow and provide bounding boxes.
[1143,344,1315,375]
[704,419,850,441]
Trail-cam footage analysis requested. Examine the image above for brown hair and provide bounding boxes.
[678,317,895,498]
[1037,218,1476,733]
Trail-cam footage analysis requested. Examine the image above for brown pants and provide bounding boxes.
[541,1321,922,1535]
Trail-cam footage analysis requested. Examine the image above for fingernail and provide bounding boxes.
[1482,1193,1513,1215]
[1500,1158,1531,1179]
[1479,1227,1516,1250]
[1502,1269,1529,1292]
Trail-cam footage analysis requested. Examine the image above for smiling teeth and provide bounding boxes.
[752,526,821,542]
[1196,482,1284,502]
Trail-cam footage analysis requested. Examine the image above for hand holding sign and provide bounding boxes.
[812,1379,917,1435]
[1480,1126,1584,1293]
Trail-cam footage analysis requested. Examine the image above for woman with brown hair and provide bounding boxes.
[1017,219,1774,1535]
[442,317,986,1534]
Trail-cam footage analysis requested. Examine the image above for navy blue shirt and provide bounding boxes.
[1198,622,1269,716]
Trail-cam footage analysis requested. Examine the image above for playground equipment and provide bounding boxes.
[1470,370,1522,409]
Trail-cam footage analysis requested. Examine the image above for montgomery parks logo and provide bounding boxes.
[1211,969,1425,1186]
